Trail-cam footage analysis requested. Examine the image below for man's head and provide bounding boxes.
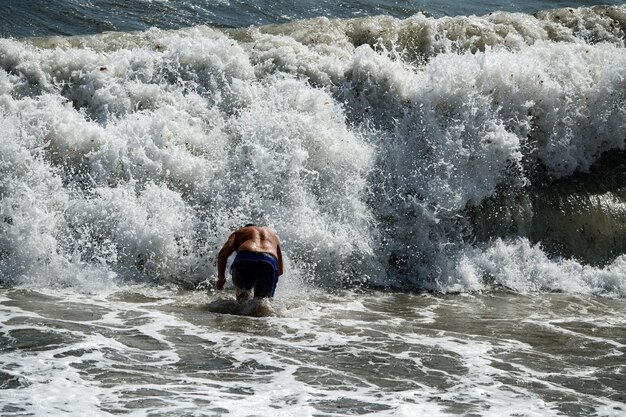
[243,223,257,227]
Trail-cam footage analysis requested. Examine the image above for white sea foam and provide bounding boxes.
[2,8,626,417]
[1,8,626,295]
[0,28,376,290]
[452,238,626,296]
[1,286,624,416]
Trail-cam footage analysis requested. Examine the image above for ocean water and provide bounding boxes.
[1,1,626,416]
[3,0,626,38]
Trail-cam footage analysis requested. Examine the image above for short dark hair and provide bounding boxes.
[244,223,256,227]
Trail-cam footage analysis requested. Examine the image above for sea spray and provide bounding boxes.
[0,28,377,289]
[2,5,626,417]
[1,6,626,294]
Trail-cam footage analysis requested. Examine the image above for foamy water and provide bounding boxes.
[2,6,626,293]
[2,287,625,416]
[2,4,626,416]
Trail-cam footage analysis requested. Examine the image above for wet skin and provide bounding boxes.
[216,226,284,291]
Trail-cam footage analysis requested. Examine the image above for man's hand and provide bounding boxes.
[216,277,226,291]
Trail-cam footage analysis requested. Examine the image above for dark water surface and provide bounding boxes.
[2,0,626,38]
[1,288,624,416]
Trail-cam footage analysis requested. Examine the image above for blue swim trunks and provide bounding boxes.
[230,251,279,299]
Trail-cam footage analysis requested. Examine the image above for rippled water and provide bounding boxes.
[2,2,626,415]
[2,287,624,416]
[3,0,626,38]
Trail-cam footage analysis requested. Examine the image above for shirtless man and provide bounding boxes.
[216,224,284,301]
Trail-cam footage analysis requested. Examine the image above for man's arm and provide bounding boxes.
[216,233,237,290]
[276,242,284,277]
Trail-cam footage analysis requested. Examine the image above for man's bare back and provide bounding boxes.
[216,225,283,294]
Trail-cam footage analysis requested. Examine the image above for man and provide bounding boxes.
[216,224,284,301]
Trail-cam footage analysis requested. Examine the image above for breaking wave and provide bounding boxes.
[1,5,626,296]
